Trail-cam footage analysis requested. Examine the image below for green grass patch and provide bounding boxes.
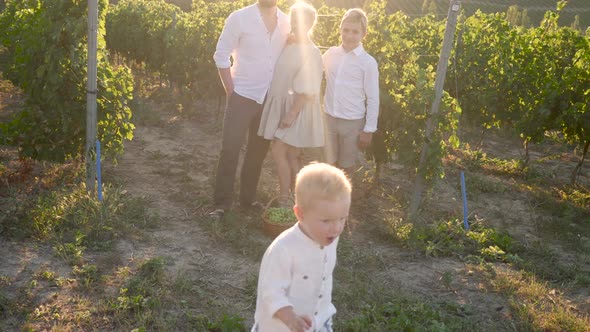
[386,217,520,264]
[130,99,162,127]
[540,186,590,227]
[456,146,544,181]
[334,235,485,330]
[0,160,82,239]
[527,185,590,251]
[387,217,589,287]
[184,314,247,332]
[463,174,509,198]
[26,183,158,264]
[199,208,270,259]
[1,160,158,255]
[0,284,35,330]
[111,257,167,328]
[108,257,249,331]
[486,267,590,332]
[338,298,476,331]
[517,241,590,287]
[0,291,13,318]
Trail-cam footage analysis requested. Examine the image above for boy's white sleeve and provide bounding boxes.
[259,244,293,316]
[213,12,240,69]
[363,57,380,133]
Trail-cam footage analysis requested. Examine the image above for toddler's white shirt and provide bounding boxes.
[322,44,380,133]
[252,223,338,332]
[213,4,290,104]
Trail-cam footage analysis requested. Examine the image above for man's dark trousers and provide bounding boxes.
[213,92,270,210]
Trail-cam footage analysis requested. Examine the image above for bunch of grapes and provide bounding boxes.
[266,207,297,225]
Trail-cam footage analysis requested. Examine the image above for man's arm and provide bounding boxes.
[213,13,240,96]
[218,67,234,97]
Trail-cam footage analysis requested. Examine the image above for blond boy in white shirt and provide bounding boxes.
[322,8,379,175]
[253,163,351,332]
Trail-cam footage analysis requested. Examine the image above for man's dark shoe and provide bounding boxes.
[240,201,264,212]
[207,208,225,221]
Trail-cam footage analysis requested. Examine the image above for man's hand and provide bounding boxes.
[225,86,234,97]
[280,111,299,129]
[358,131,373,149]
[274,307,312,332]
[217,67,234,97]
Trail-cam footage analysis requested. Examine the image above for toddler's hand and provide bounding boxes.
[286,314,312,332]
[275,306,312,332]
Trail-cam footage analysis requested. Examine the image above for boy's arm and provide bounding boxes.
[358,131,373,149]
[359,57,380,149]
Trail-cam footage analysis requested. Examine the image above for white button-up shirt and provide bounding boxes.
[213,4,290,104]
[253,223,338,332]
[322,44,380,133]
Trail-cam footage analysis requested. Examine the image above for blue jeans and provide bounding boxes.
[213,92,269,209]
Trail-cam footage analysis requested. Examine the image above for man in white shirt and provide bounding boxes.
[211,0,290,217]
[322,8,379,175]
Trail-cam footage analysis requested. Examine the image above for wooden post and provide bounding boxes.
[86,0,98,193]
[408,0,461,221]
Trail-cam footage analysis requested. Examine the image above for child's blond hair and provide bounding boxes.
[295,163,352,212]
[340,8,368,34]
[289,1,317,35]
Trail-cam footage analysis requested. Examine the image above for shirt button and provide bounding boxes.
[314,311,318,316]
[322,277,326,281]
[303,275,308,280]
[319,294,323,298]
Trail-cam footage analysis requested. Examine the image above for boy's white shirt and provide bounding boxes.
[213,4,290,104]
[322,44,380,133]
[253,223,338,332]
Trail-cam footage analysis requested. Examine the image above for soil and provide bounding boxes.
[99,96,514,326]
[1,81,588,330]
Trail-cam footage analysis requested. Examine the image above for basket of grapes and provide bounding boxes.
[262,197,297,237]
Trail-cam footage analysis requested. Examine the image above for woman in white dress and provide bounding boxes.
[258,1,324,206]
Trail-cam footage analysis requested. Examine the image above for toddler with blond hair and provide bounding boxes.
[252,162,351,332]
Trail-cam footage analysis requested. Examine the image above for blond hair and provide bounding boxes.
[340,8,368,34]
[295,163,352,212]
[289,1,317,35]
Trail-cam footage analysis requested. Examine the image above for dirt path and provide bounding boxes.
[106,106,264,321]
[105,100,514,328]
[3,89,585,330]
